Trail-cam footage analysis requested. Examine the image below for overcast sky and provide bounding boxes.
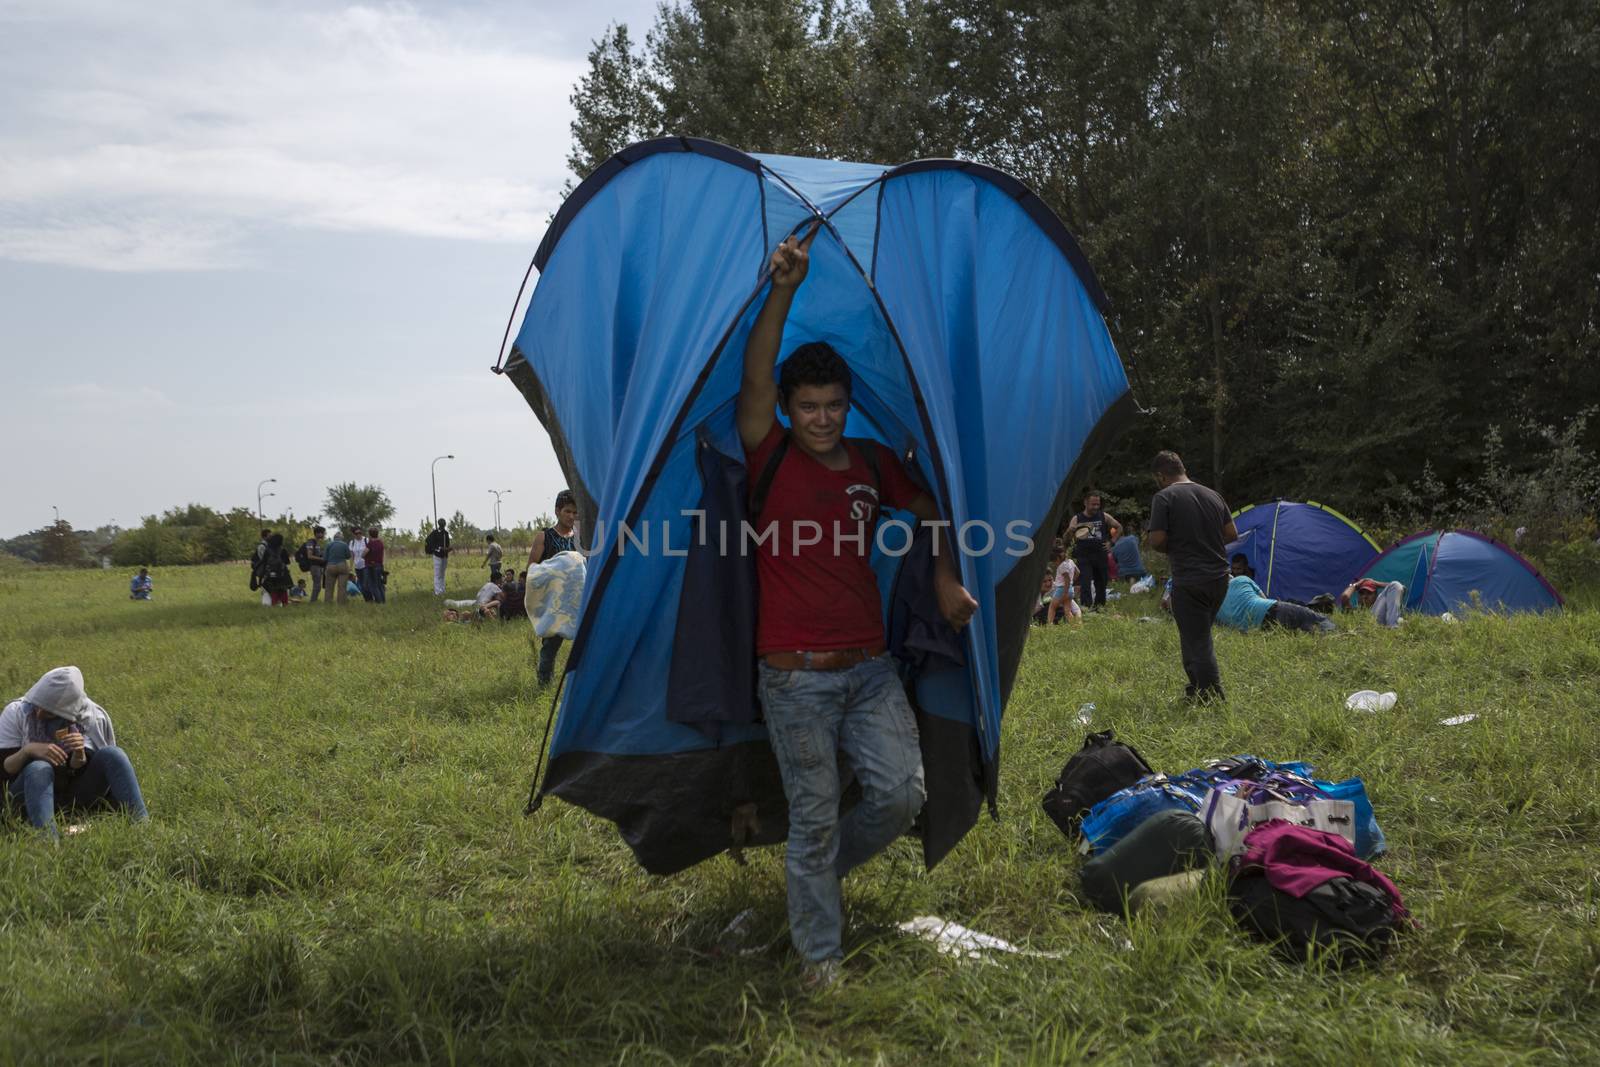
[0,0,658,535]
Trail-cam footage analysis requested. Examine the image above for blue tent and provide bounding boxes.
[500,139,1131,873]
[1225,501,1379,603]
[1357,529,1563,616]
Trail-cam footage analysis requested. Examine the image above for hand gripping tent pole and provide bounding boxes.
[502,137,1133,874]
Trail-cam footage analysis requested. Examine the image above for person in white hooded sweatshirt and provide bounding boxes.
[0,666,148,838]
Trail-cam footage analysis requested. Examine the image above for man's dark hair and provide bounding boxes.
[1152,451,1186,478]
[1084,490,1102,503]
[267,532,283,548]
[1231,553,1249,565]
[313,525,325,535]
[486,533,496,543]
[779,342,852,403]
[437,518,447,529]
[260,529,271,539]
[555,489,575,511]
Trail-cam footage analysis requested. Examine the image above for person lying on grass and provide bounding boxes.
[1217,574,1335,635]
[443,575,508,621]
[0,666,148,839]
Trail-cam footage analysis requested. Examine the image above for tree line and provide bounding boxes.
[566,0,1600,539]
[3,484,556,568]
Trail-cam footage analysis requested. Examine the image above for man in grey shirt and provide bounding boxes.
[1146,451,1237,701]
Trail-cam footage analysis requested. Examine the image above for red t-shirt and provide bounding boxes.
[365,537,385,565]
[745,423,924,653]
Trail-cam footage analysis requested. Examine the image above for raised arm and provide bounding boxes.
[737,221,821,452]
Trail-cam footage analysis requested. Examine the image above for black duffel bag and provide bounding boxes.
[1228,873,1402,965]
[1042,730,1153,838]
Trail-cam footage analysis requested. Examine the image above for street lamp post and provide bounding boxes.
[256,477,277,522]
[51,505,59,525]
[488,488,511,534]
[431,455,455,526]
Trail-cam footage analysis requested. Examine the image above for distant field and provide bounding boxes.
[0,556,1596,1065]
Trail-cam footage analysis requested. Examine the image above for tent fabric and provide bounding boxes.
[505,137,1131,874]
[1358,529,1563,616]
[1225,501,1379,603]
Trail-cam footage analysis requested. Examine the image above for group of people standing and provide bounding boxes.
[281,525,387,605]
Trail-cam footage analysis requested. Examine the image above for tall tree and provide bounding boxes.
[322,483,396,534]
[561,0,1600,523]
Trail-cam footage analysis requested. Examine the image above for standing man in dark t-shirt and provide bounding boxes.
[1146,451,1236,701]
[737,221,977,986]
[1066,492,1121,610]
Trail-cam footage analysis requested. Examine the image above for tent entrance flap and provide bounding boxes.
[509,138,1132,873]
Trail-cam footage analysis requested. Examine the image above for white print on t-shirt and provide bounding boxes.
[844,482,880,523]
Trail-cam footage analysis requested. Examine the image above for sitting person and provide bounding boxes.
[0,666,149,838]
[1031,571,1055,625]
[1111,526,1147,581]
[288,579,308,602]
[1217,573,1336,635]
[498,570,527,622]
[1340,579,1404,627]
[128,568,153,600]
[345,575,363,600]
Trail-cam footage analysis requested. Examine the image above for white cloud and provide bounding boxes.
[0,1,586,270]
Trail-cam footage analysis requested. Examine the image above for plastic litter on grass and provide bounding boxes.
[897,916,1065,961]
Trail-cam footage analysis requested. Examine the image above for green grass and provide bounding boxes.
[0,555,1597,1065]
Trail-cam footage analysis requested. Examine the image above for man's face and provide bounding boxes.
[1358,586,1379,607]
[1084,495,1102,516]
[1230,557,1249,576]
[783,383,849,455]
[557,504,578,528]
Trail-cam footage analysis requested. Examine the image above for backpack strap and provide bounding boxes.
[750,433,885,519]
[749,432,792,519]
[844,437,881,498]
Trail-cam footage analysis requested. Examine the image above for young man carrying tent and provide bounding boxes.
[737,223,978,986]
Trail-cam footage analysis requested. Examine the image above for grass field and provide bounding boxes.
[1,554,1597,1065]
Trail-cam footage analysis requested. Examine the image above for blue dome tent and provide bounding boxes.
[1225,500,1379,603]
[499,139,1132,874]
[1357,529,1563,616]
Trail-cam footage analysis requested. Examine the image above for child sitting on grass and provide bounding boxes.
[0,666,148,839]
[288,579,308,603]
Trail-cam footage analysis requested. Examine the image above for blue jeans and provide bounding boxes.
[8,745,149,837]
[537,635,563,685]
[757,656,926,963]
[366,565,386,603]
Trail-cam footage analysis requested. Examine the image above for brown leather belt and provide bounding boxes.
[761,646,886,672]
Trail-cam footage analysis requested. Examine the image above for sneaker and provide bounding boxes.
[801,957,843,991]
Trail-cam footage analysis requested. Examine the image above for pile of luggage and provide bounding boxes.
[1042,732,1410,965]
